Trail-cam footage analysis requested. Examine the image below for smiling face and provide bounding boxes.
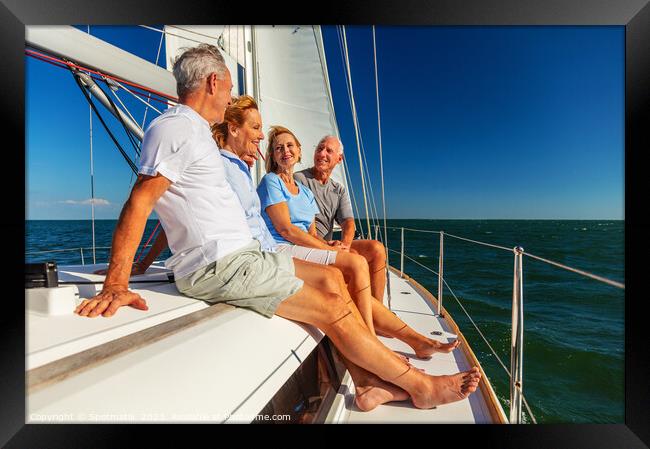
[230,108,264,160]
[272,132,301,172]
[314,136,343,172]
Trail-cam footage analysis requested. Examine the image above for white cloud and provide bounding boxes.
[60,198,112,206]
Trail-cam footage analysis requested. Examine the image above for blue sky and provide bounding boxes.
[26,25,624,220]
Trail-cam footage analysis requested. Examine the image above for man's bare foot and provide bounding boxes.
[413,339,461,359]
[355,373,411,412]
[410,367,481,409]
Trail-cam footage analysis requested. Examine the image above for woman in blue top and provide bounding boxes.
[258,126,381,336]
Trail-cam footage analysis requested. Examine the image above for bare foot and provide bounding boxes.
[355,373,411,412]
[413,339,461,359]
[410,367,482,409]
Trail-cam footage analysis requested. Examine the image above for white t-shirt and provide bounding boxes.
[139,104,253,279]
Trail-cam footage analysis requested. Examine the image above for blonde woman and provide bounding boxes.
[258,126,460,364]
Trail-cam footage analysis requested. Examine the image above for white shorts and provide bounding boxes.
[276,244,338,265]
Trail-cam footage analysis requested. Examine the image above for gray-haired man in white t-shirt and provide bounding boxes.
[74,44,480,411]
[294,136,389,303]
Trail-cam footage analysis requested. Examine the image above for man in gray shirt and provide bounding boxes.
[294,135,388,303]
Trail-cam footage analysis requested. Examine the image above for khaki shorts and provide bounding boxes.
[276,244,337,265]
[176,240,304,318]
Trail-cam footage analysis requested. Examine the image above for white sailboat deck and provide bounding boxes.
[26,263,505,423]
[328,272,502,423]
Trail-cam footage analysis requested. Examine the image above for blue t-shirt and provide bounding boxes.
[257,172,321,245]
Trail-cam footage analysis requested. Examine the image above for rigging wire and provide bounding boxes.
[72,70,139,175]
[336,27,365,238]
[105,79,142,141]
[334,26,365,239]
[337,27,382,239]
[356,129,383,237]
[100,79,142,158]
[140,29,166,131]
[313,25,363,240]
[138,25,213,47]
[372,25,391,300]
[167,24,221,42]
[338,28,384,242]
[341,25,372,239]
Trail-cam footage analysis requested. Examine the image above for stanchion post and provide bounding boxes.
[400,227,405,278]
[437,231,444,317]
[510,246,524,424]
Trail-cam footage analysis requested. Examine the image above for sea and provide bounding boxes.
[25,218,624,424]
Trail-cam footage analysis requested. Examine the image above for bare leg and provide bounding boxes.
[293,259,409,364]
[371,300,461,359]
[330,252,376,336]
[350,239,387,302]
[274,284,481,409]
[293,259,367,331]
[289,263,410,411]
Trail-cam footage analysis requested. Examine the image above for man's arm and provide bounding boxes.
[75,174,171,318]
[340,218,356,247]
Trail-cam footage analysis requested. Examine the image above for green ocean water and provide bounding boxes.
[25,218,624,423]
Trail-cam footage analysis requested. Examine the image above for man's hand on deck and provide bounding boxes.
[75,285,148,318]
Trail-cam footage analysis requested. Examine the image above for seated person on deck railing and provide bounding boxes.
[79,43,480,411]
[294,135,389,307]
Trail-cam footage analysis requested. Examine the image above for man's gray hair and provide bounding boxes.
[172,44,228,98]
[317,135,344,154]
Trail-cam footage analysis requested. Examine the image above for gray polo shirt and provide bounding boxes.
[294,168,354,240]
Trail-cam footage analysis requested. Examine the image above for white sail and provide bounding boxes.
[253,25,348,189]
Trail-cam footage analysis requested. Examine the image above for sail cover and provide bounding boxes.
[254,26,347,188]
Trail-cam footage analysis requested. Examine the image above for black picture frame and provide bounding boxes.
[5,0,648,446]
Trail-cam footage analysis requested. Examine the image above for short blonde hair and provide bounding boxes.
[211,95,259,148]
[265,125,302,173]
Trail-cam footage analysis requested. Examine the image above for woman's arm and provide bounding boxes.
[136,228,169,273]
[266,202,333,250]
[93,228,168,276]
